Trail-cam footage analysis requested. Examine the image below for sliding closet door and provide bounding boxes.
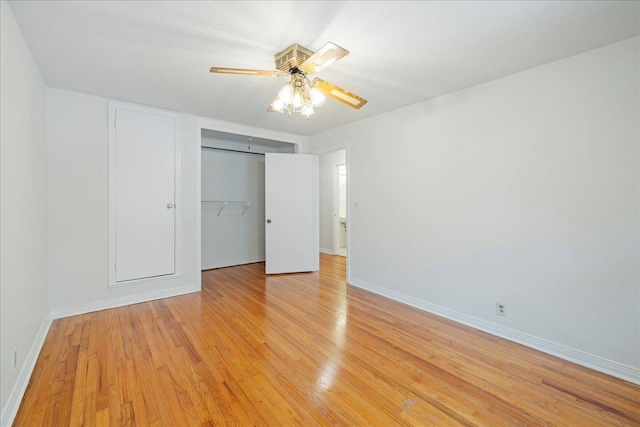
[265,153,319,274]
[109,102,180,285]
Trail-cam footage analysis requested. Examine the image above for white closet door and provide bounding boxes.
[265,153,319,274]
[113,107,177,282]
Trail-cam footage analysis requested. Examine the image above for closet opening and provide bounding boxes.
[200,129,296,272]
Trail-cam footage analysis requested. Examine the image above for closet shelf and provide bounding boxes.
[202,200,251,216]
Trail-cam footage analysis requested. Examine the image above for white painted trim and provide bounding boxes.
[319,247,335,255]
[106,273,184,289]
[51,284,199,319]
[347,277,640,385]
[345,142,351,279]
[197,116,307,147]
[332,164,339,255]
[202,258,265,270]
[333,161,347,256]
[1,315,52,427]
[195,119,202,286]
[107,100,183,287]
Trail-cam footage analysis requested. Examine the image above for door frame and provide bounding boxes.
[195,117,307,283]
[333,163,347,256]
[107,100,182,288]
[310,143,351,280]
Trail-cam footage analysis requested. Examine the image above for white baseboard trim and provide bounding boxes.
[1,314,52,427]
[347,276,640,385]
[202,258,265,271]
[319,248,335,255]
[51,283,200,319]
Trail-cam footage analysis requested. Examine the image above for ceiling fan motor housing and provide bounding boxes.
[274,44,314,72]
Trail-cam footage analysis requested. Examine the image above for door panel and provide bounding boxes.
[265,154,319,274]
[115,108,177,282]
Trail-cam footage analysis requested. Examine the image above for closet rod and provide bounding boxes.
[201,146,265,156]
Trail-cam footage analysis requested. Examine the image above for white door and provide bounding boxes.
[113,107,178,282]
[265,153,319,274]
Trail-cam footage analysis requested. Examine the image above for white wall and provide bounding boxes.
[318,150,346,254]
[47,88,198,316]
[201,149,266,269]
[309,37,640,380]
[0,1,50,421]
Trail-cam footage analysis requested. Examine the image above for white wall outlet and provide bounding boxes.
[496,302,507,317]
[13,348,18,369]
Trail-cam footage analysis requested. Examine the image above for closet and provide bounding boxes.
[201,130,297,270]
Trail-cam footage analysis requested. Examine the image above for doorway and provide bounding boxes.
[317,148,348,277]
[335,164,347,257]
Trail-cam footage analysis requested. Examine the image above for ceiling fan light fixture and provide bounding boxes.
[211,41,367,119]
[268,98,285,113]
[271,73,326,117]
[292,90,304,108]
[309,86,326,107]
[301,105,315,119]
[278,83,294,104]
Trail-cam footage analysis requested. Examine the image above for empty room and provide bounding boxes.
[1,1,639,425]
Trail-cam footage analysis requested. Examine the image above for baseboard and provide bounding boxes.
[50,283,200,319]
[319,248,335,255]
[202,258,265,271]
[1,314,52,427]
[347,276,640,385]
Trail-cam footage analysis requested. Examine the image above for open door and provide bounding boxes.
[265,153,319,274]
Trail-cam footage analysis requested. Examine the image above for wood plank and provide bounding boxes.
[13,255,640,426]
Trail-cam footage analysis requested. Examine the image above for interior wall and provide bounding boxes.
[0,0,50,417]
[46,88,198,315]
[318,150,346,254]
[308,37,640,374]
[201,148,266,269]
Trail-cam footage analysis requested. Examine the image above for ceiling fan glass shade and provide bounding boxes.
[301,105,315,118]
[309,86,326,107]
[268,98,285,113]
[278,83,294,104]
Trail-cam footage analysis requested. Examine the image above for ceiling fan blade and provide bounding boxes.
[210,67,287,77]
[313,78,367,109]
[299,42,349,74]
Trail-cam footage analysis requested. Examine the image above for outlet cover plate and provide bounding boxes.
[496,302,507,317]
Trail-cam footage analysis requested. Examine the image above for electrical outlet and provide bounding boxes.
[13,348,17,369]
[496,302,507,317]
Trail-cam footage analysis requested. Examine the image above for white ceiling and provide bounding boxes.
[9,1,640,136]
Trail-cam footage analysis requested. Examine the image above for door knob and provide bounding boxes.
[167,203,174,209]
[266,219,271,223]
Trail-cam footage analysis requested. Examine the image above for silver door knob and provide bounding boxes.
[167,203,174,209]
[266,219,271,223]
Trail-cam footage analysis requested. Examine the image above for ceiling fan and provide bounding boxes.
[210,42,367,119]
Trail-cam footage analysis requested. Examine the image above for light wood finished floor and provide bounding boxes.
[14,254,640,426]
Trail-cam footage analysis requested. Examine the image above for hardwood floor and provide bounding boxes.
[14,254,640,426]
